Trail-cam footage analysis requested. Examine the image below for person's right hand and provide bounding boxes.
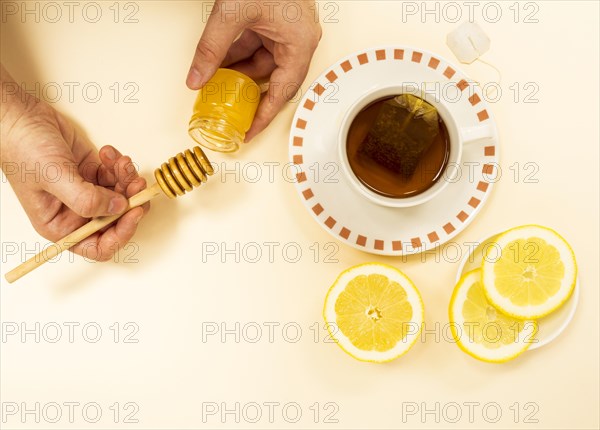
[186,0,322,142]
[1,67,149,261]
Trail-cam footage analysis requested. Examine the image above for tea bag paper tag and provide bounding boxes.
[447,21,491,64]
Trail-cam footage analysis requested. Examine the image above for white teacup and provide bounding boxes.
[338,86,494,208]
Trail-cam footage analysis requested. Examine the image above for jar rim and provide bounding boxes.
[189,117,243,153]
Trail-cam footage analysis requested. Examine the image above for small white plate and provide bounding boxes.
[289,45,499,255]
[456,232,579,351]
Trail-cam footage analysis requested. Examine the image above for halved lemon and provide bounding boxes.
[449,269,537,363]
[323,263,424,363]
[481,225,577,319]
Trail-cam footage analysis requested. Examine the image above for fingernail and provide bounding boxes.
[187,68,203,89]
[108,196,127,214]
[134,213,143,225]
[105,147,117,160]
[126,163,136,175]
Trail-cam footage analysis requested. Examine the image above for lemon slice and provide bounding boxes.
[482,225,577,319]
[323,263,424,363]
[449,269,537,363]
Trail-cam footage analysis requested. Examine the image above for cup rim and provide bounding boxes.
[338,87,463,208]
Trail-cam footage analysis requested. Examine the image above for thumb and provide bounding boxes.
[187,3,244,89]
[46,169,128,218]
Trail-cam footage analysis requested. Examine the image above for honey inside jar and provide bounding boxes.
[189,68,260,153]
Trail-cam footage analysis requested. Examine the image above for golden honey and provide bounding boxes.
[154,146,214,198]
[188,68,260,153]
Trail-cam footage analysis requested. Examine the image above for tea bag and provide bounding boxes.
[358,94,441,178]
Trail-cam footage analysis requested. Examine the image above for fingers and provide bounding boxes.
[99,144,122,165]
[245,62,308,141]
[187,2,245,89]
[69,206,144,262]
[43,170,128,218]
[67,148,149,262]
[98,146,142,195]
[43,145,143,218]
[97,145,122,186]
[125,174,150,216]
[227,47,277,82]
[69,176,148,261]
[43,144,147,220]
[97,150,148,231]
[112,156,137,195]
[221,30,263,67]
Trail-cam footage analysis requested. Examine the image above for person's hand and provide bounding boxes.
[1,68,149,262]
[186,0,322,141]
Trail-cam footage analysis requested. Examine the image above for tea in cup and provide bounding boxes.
[339,86,493,208]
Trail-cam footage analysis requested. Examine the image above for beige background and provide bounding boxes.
[1,1,598,429]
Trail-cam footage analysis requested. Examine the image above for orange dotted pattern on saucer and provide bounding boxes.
[291,48,495,254]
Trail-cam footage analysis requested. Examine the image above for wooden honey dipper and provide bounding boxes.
[4,146,214,283]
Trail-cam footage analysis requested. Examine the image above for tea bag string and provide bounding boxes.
[421,57,501,103]
[471,56,502,100]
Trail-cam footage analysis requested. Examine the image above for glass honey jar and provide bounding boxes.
[188,68,260,153]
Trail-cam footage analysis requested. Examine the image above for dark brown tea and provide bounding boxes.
[346,95,450,199]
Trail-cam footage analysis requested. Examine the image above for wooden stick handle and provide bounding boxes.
[5,182,163,284]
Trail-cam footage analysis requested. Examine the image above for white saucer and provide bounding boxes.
[456,232,580,351]
[289,45,499,255]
